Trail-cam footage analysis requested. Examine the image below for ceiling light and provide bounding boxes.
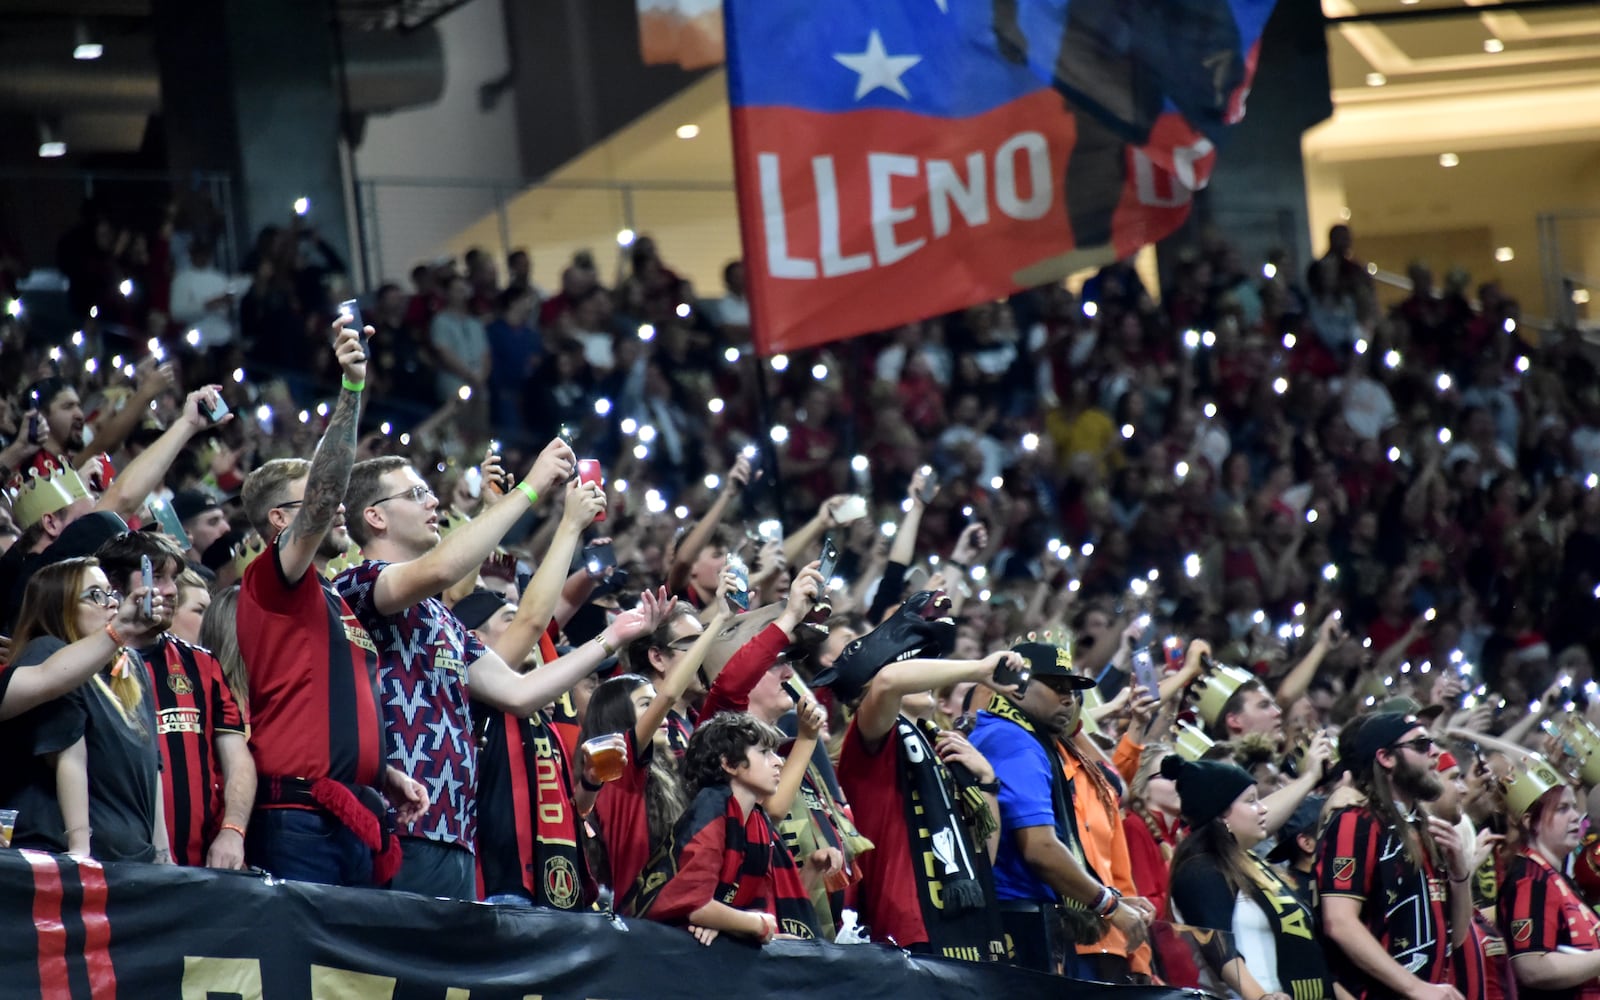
[1483,38,1505,53]
[38,141,66,158]
[1438,153,1459,168]
[1494,246,1514,263]
[1365,72,1386,87]
[1574,289,1592,305]
[675,124,700,140]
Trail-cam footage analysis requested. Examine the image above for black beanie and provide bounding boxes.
[1161,754,1257,828]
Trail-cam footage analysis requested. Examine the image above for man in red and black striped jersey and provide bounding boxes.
[96,531,253,868]
[1500,774,1600,999]
[1318,713,1477,1000]
[236,319,429,888]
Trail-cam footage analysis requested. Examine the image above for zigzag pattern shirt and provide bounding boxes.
[335,560,487,853]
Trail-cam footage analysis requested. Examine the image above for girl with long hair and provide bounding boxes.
[1124,743,1203,987]
[198,585,248,720]
[1165,754,1334,1000]
[3,558,169,860]
[578,608,725,896]
[1498,760,1600,994]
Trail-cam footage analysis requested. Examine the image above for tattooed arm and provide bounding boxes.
[278,320,367,585]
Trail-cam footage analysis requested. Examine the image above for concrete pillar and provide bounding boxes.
[152,0,350,268]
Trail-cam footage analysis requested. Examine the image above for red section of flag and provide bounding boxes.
[734,94,1216,355]
[23,850,70,998]
[78,858,118,1000]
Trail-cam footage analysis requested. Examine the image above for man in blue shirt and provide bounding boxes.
[969,641,1151,973]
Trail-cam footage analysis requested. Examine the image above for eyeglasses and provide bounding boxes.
[1390,736,1437,756]
[273,500,305,510]
[80,587,123,608]
[371,485,436,507]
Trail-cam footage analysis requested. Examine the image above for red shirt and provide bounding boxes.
[1500,849,1600,1000]
[144,635,246,866]
[237,535,384,789]
[594,729,654,895]
[837,718,927,949]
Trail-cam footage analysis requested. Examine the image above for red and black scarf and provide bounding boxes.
[892,715,1006,962]
[623,785,819,940]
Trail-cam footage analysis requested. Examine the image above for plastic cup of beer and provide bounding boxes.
[0,809,16,848]
[583,734,629,783]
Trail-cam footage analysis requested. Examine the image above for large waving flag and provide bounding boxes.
[726,0,1278,356]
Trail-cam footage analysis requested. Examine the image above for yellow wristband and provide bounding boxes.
[515,481,538,505]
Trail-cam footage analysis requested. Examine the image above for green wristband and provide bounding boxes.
[515,481,538,505]
[341,376,365,393]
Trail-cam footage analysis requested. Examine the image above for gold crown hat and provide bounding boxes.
[1543,716,1600,786]
[232,534,268,580]
[1174,720,1216,761]
[1194,662,1256,729]
[1505,754,1569,818]
[323,540,362,580]
[11,466,90,528]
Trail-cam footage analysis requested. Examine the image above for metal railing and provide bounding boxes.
[356,175,740,294]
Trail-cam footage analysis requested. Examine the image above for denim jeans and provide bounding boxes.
[389,836,477,901]
[247,808,375,888]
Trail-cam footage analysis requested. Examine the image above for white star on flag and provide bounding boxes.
[833,29,922,102]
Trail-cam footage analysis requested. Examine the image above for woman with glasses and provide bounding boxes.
[1165,753,1334,1000]
[2,557,168,859]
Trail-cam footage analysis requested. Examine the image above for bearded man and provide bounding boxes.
[1318,713,1477,1000]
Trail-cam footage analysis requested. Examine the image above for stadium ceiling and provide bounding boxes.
[0,0,478,30]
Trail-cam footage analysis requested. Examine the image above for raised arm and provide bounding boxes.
[279,320,367,585]
[666,455,750,595]
[490,480,602,667]
[372,438,573,616]
[470,588,675,718]
[76,359,175,466]
[855,651,1019,746]
[764,697,823,819]
[0,578,165,720]
[1275,613,1343,708]
[783,496,846,570]
[96,386,226,521]
[634,604,731,752]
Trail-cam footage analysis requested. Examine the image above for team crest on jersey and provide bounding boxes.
[1511,918,1532,944]
[167,673,194,695]
[1332,857,1355,883]
[544,857,579,909]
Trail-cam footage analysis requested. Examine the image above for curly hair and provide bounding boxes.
[682,712,784,797]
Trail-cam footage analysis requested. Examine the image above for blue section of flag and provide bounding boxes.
[725,0,1278,122]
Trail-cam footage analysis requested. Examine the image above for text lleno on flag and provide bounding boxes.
[725,0,1277,356]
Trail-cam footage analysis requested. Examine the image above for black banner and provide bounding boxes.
[0,849,1201,998]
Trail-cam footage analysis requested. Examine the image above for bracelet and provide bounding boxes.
[221,823,247,838]
[596,633,617,657]
[515,481,538,505]
[105,622,128,647]
[976,778,1001,794]
[1448,872,1472,883]
[341,376,365,393]
[579,773,603,793]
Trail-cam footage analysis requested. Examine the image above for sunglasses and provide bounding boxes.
[1037,676,1084,697]
[1389,736,1437,756]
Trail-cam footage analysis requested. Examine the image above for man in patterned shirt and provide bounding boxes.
[338,439,624,900]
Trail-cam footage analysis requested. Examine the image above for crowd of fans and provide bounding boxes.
[2,203,1600,997]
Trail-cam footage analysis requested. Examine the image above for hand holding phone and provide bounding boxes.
[140,555,154,620]
[816,534,841,584]
[584,540,617,579]
[337,299,369,360]
[991,652,1031,695]
[1132,647,1160,700]
[577,459,605,522]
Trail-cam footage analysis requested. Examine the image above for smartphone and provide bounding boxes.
[147,496,192,550]
[26,411,43,445]
[202,391,230,424]
[140,554,154,619]
[463,467,483,499]
[337,298,369,359]
[992,654,1031,695]
[1132,646,1160,699]
[558,425,579,481]
[781,676,812,706]
[585,540,617,578]
[817,534,840,584]
[834,495,868,524]
[577,459,606,522]
[726,553,751,611]
[756,519,783,545]
[915,465,939,503]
